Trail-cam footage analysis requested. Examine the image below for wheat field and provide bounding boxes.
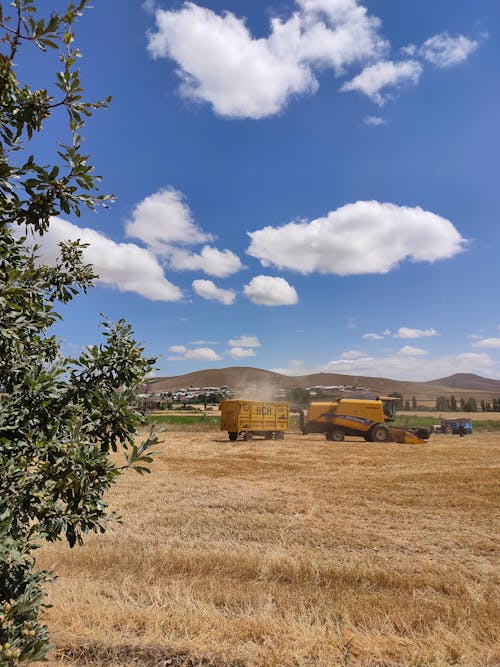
[35,429,499,667]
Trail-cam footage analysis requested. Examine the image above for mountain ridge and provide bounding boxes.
[146,368,500,402]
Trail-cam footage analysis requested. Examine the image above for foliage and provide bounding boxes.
[388,391,403,409]
[435,395,478,412]
[0,2,156,663]
[287,387,310,405]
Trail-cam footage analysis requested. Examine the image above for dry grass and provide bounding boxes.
[35,430,499,667]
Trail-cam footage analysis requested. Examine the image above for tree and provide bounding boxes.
[411,395,417,410]
[388,392,403,410]
[0,3,156,663]
[449,395,457,411]
[288,387,310,406]
[463,397,477,412]
[435,395,447,411]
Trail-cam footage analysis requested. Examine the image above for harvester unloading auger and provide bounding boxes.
[298,396,429,444]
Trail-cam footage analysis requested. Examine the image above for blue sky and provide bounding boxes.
[27,0,500,381]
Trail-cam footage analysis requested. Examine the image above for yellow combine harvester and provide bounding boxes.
[221,400,289,441]
[299,397,428,444]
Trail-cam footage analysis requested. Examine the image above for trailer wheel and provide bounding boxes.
[244,432,253,441]
[228,432,238,441]
[370,424,391,442]
[325,428,344,442]
[276,431,284,440]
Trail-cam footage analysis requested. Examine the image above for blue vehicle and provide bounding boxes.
[440,418,472,435]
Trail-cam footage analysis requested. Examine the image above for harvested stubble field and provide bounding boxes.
[36,429,499,667]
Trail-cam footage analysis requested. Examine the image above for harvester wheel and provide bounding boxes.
[276,432,284,440]
[370,424,391,442]
[265,431,273,440]
[228,432,238,441]
[244,432,253,441]
[331,428,344,442]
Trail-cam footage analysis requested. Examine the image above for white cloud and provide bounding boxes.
[126,187,211,252]
[363,115,386,126]
[323,351,495,382]
[169,345,187,354]
[395,327,438,339]
[341,59,423,105]
[472,338,500,349]
[125,188,243,277]
[420,33,478,68]
[363,332,384,340]
[247,201,466,275]
[142,0,156,14]
[168,246,243,277]
[398,345,428,356]
[225,346,256,359]
[168,345,221,361]
[146,0,386,118]
[228,335,261,348]
[192,279,236,305]
[33,217,182,302]
[243,275,298,306]
[341,349,365,359]
[401,43,416,57]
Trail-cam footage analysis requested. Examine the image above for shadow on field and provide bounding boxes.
[51,641,245,667]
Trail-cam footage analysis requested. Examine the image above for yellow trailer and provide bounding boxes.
[220,400,289,441]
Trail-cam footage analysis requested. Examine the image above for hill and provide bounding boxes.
[146,367,500,404]
[429,373,500,391]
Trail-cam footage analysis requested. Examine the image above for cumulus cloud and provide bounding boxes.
[363,115,386,126]
[126,187,211,251]
[340,350,366,359]
[146,0,387,118]
[225,346,256,359]
[228,335,261,348]
[395,327,438,339]
[341,59,423,105]
[420,33,479,68]
[323,351,494,382]
[32,217,182,302]
[168,344,221,361]
[247,201,466,275]
[362,332,384,340]
[472,338,500,349]
[243,275,298,306]
[125,187,242,277]
[168,246,243,277]
[192,279,236,305]
[399,345,428,356]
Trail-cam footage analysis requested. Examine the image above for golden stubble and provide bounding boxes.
[36,431,499,667]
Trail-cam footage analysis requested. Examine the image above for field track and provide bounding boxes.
[36,430,499,667]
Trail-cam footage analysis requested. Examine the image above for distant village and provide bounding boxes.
[140,382,369,411]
